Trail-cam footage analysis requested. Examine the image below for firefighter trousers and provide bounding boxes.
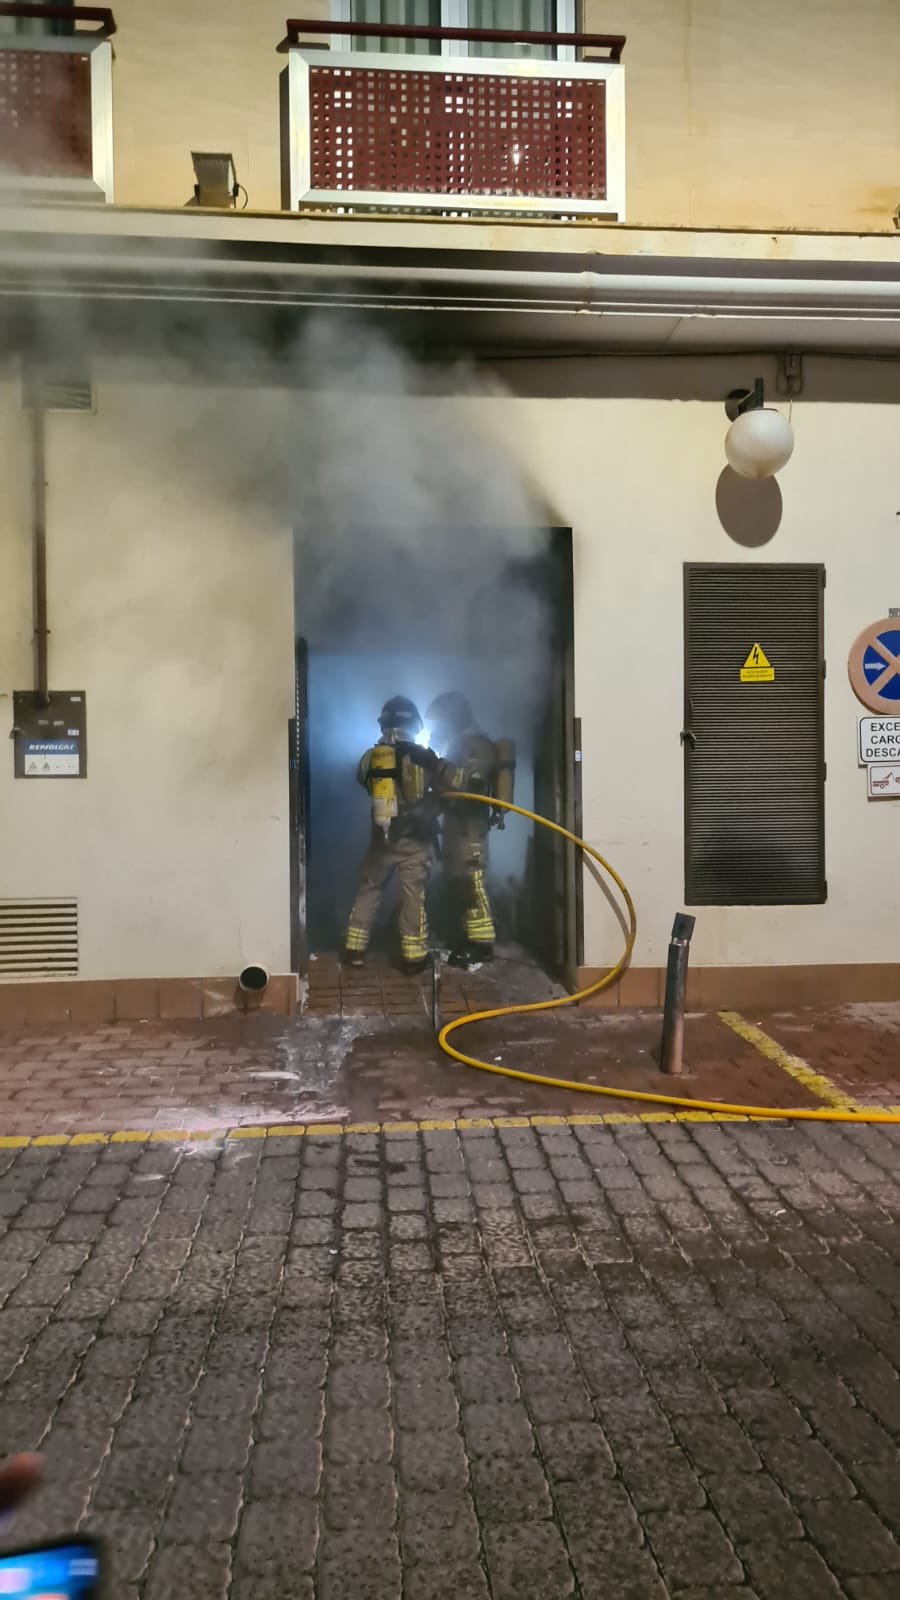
[441,815,496,948]
[344,831,431,963]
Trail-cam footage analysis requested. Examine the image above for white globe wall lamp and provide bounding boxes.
[724,378,795,479]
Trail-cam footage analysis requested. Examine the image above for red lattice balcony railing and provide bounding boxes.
[0,4,115,200]
[282,18,625,219]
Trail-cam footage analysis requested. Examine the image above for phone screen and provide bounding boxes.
[0,1540,100,1597]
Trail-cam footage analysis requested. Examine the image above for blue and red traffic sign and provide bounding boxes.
[849,619,900,714]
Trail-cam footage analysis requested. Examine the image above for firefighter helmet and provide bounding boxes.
[379,696,423,736]
[426,692,473,734]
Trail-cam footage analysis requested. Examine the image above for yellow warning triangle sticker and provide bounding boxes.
[740,643,775,683]
[742,643,771,670]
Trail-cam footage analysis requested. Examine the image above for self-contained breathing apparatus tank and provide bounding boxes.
[368,743,400,839]
[366,697,424,840]
[492,737,516,829]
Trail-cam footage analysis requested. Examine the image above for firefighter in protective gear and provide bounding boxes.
[343,696,442,976]
[426,692,501,968]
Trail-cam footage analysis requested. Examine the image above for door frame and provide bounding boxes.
[557,527,580,985]
[289,637,311,975]
[291,529,579,977]
[528,526,579,986]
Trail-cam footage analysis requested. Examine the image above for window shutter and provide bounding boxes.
[22,363,94,412]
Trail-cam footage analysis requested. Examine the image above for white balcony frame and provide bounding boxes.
[0,32,113,202]
[288,47,625,219]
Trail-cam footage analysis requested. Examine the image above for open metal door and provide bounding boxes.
[530,529,579,985]
[289,637,310,974]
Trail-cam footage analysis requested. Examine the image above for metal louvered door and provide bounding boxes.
[684,563,826,906]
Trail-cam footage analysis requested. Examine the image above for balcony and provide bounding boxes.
[0,3,115,202]
[282,17,625,220]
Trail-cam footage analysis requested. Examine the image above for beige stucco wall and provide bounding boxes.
[584,0,900,232]
[105,0,899,231]
[468,354,900,971]
[2,354,899,982]
[110,0,328,212]
[0,370,294,981]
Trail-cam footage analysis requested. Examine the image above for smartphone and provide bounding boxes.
[0,1536,102,1597]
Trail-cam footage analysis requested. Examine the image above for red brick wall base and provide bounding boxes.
[0,975,299,1028]
[3,966,892,1028]
[577,965,900,1009]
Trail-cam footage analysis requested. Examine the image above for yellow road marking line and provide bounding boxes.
[0,1110,755,1147]
[720,1010,863,1112]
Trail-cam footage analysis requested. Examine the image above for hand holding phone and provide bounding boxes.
[0,1538,102,1597]
[0,1454,102,1594]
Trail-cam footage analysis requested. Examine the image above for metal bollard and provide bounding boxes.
[659,912,696,1076]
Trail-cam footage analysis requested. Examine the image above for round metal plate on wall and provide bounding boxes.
[848,618,900,714]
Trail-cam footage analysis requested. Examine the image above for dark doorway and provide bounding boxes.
[292,527,578,983]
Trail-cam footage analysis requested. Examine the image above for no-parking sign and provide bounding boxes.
[848,619,900,715]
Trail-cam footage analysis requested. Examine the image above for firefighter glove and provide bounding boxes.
[404,745,439,771]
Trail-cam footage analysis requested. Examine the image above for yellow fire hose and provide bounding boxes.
[438,793,900,1124]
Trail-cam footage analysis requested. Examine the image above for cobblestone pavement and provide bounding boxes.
[2,1119,900,1598]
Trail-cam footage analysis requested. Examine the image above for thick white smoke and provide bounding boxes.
[290,313,553,686]
[7,302,562,951]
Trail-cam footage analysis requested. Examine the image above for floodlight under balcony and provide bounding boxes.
[191,151,240,209]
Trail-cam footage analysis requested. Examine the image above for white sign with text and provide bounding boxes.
[858,718,900,765]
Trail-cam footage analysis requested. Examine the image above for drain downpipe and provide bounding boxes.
[29,396,49,706]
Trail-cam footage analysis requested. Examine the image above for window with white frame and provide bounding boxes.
[332,0,577,59]
[0,0,74,35]
[339,0,440,56]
